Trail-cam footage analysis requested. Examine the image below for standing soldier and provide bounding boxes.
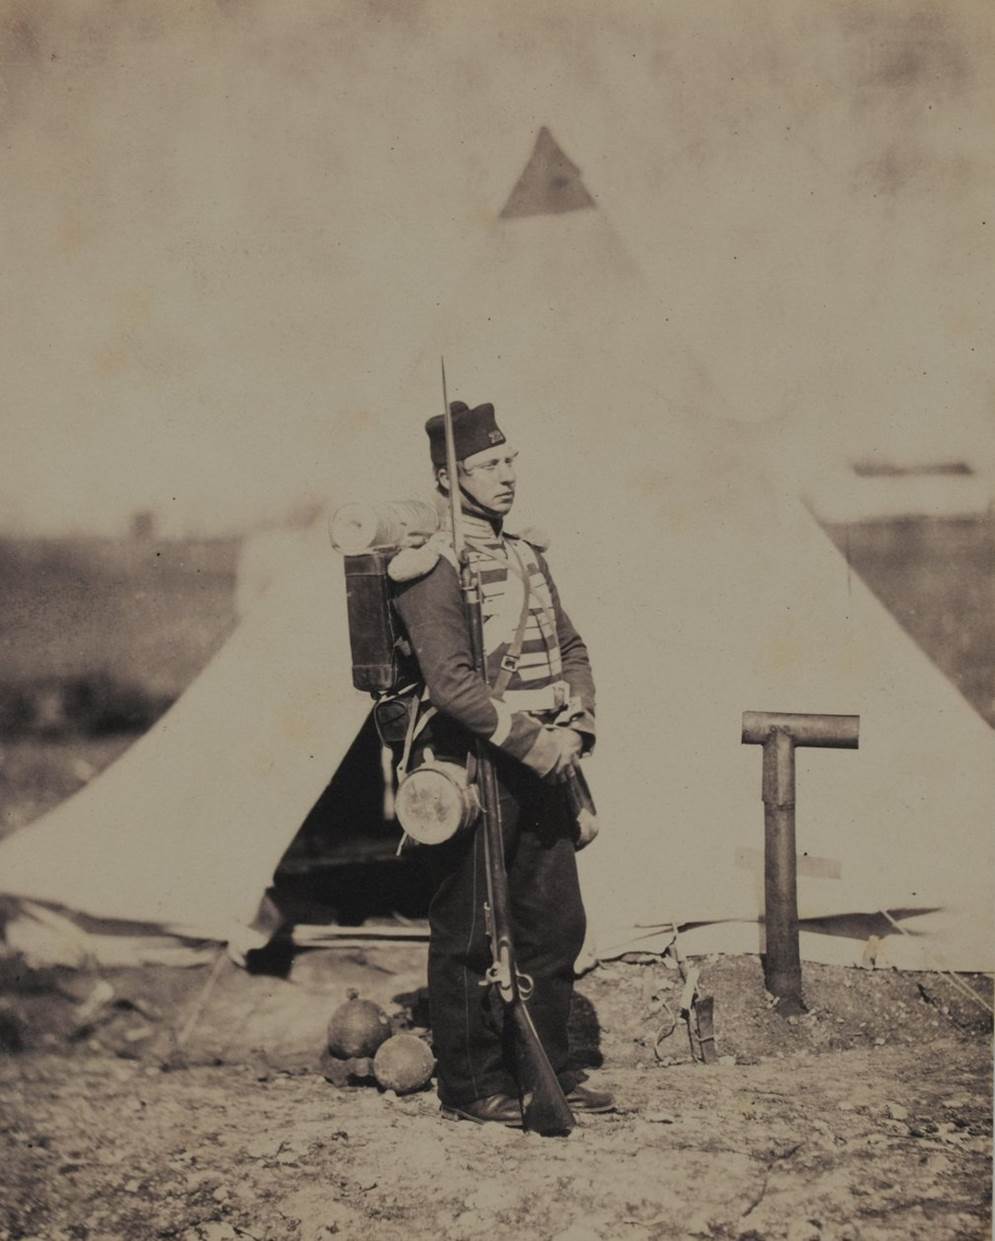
[389,399,613,1126]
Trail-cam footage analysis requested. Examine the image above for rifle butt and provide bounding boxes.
[508,1002,576,1135]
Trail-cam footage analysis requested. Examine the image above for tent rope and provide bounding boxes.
[175,946,229,1048]
[880,909,994,1016]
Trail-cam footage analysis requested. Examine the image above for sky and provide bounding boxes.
[2,0,993,535]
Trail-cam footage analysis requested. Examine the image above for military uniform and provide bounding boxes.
[393,500,596,1110]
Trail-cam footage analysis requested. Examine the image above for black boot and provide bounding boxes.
[441,1093,524,1126]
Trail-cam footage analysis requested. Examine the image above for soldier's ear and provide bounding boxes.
[435,466,450,493]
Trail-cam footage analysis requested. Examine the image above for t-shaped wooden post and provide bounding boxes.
[741,711,860,1016]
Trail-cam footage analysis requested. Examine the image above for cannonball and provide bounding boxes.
[372,1033,435,1094]
[326,989,392,1060]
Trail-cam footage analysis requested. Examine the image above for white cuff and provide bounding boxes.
[489,698,515,747]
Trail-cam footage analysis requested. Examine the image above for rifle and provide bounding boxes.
[440,359,576,1136]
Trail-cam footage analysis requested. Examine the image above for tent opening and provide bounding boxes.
[270,712,435,930]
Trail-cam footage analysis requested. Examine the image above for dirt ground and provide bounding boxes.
[0,947,991,1241]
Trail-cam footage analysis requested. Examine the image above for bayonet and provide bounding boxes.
[441,358,465,569]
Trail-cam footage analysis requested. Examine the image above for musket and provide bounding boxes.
[440,358,576,1136]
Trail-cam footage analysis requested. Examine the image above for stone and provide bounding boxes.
[455,1211,490,1236]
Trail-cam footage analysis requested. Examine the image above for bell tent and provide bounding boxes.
[0,128,991,976]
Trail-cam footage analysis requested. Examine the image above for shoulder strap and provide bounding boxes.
[397,695,437,780]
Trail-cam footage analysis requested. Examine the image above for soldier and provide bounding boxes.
[391,400,614,1125]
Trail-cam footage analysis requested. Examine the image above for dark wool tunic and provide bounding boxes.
[393,510,595,775]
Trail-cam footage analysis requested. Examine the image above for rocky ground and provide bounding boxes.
[0,948,991,1241]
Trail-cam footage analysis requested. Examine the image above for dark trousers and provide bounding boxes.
[425,756,587,1107]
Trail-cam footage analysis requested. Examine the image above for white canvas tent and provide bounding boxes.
[1,129,992,974]
[0,520,367,958]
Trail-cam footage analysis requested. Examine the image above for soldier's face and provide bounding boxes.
[438,444,519,516]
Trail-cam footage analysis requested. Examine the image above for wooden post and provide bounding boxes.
[742,711,859,1016]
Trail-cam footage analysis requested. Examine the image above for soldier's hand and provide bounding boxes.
[548,727,584,781]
